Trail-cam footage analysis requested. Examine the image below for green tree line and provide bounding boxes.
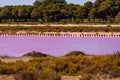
[0,0,120,23]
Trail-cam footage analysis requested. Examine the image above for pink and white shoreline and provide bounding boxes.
[0,31,120,37]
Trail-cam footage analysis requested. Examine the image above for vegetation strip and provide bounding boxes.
[0,51,120,80]
[0,26,120,32]
[1,24,120,27]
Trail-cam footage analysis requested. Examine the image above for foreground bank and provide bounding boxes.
[0,51,120,80]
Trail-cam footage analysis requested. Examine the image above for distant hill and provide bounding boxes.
[64,51,86,57]
[23,51,48,57]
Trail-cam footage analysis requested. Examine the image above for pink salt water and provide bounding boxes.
[0,35,120,56]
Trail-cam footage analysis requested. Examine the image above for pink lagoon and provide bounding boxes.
[0,35,120,56]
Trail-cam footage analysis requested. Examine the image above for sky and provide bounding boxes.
[0,0,95,7]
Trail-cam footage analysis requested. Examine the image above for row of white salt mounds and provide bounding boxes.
[0,31,120,37]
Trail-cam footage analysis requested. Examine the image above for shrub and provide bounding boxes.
[59,19,67,24]
[38,71,61,80]
[14,70,38,80]
[74,18,80,24]
[80,74,93,80]
[14,70,60,80]
[64,51,86,57]
[23,51,48,57]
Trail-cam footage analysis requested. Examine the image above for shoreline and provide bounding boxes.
[0,31,120,37]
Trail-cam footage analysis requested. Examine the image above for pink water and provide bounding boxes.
[0,36,120,56]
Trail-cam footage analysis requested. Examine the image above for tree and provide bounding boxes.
[94,0,104,8]
[43,10,49,23]
[18,8,27,18]
[11,9,18,21]
[0,15,1,22]
[115,11,120,23]
[0,10,3,21]
[17,6,33,21]
[0,0,120,23]
[115,0,120,8]
[37,0,66,4]
[84,1,93,10]
[33,0,41,6]
[98,0,119,22]
[60,9,71,19]
[84,1,93,21]
[0,7,12,19]
[31,8,42,21]
[77,6,87,19]
[89,8,97,22]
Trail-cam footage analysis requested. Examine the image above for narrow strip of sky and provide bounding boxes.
[0,0,95,7]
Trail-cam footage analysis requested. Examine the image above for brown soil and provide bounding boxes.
[0,75,15,80]
[0,56,32,63]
